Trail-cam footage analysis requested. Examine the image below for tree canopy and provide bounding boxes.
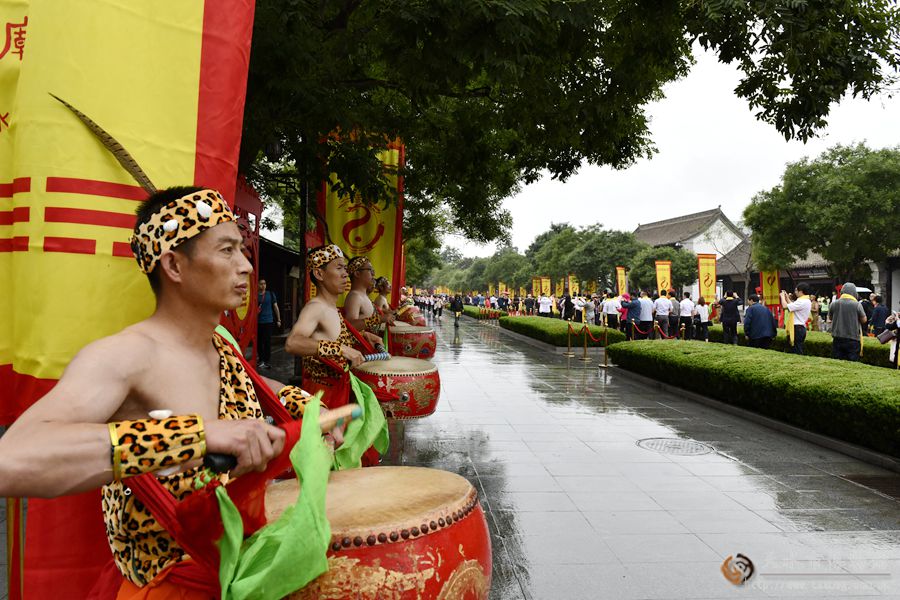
[627,245,699,292]
[243,0,900,252]
[743,143,900,281]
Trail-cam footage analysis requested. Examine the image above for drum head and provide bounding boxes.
[266,466,476,535]
[390,325,433,334]
[355,356,436,374]
[390,321,412,328]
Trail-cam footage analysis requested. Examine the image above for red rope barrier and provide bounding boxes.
[653,321,679,340]
[630,319,652,336]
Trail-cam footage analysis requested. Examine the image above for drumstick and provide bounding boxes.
[201,404,363,474]
[363,351,391,362]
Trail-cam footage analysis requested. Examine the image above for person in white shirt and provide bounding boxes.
[652,289,672,338]
[679,292,695,339]
[602,292,621,329]
[638,291,654,340]
[781,282,812,354]
[538,295,552,317]
[693,297,711,341]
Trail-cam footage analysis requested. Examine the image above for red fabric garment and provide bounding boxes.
[115,562,214,600]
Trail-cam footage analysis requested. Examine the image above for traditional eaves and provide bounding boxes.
[633,207,744,247]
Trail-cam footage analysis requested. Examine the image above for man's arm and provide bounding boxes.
[343,292,364,321]
[272,296,281,327]
[285,303,363,366]
[858,304,868,326]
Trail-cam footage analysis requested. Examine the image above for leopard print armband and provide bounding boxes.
[364,314,382,332]
[279,386,313,420]
[317,340,342,358]
[108,415,205,480]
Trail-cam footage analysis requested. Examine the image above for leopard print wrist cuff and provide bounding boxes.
[108,414,205,480]
[317,340,342,358]
[278,386,312,420]
[364,314,382,332]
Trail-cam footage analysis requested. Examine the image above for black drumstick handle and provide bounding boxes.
[203,453,238,474]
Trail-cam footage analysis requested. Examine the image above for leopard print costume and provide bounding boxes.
[101,335,263,586]
[302,313,356,386]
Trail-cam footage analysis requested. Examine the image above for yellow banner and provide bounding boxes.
[698,253,717,301]
[531,277,540,296]
[498,281,507,294]
[616,266,628,296]
[655,260,672,294]
[519,286,526,297]
[323,145,403,307]
[555,278,563,297]
[540,276,551,296]
[760,270,780,306]
[568,273,579,295]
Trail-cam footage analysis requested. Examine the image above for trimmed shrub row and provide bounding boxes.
[708,324,893,368]
[499,316,627,347]
[462,305,508,319]
[607,341,900,457]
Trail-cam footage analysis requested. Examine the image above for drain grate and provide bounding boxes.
[842,475,900,501]
[636,437,715,456]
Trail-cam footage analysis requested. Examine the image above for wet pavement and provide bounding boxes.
[319,315,900,599]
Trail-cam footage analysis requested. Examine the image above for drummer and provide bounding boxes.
[0,187,327,597]
[286,245,384,405]
[374,276,392,313]
[344,256,395,333]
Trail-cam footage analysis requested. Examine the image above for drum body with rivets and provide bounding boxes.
[389,325,437,359]
[269,466,491,599]
[352,357,440,419]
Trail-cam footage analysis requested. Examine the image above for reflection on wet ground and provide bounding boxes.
[385,316,900,599]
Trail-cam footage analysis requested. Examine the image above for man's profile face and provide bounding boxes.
[259,279,267,293]
[352,260,375,292]
[316,257,349,295]
[175,221,252,311]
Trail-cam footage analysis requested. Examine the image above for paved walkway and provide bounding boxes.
[378,315,899,599]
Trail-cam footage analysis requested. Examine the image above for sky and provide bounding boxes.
[444,47,900,258]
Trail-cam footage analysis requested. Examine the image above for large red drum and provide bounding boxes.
[389,325,437,359]
[352,357,440,419]
[270,466,492,599]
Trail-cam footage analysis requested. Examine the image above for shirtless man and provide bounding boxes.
[0,187,317,594]
[343,256,395,333]
[285,246,383,402]
[373,276,392,313]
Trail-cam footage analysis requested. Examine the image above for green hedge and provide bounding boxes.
[607,341,900,457]
[498,316,626,347]
[462,305,508,319]
[707,324,892,368]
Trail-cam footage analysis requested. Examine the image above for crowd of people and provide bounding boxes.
[421,281,898,367]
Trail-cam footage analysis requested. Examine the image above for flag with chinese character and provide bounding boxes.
[568,273,579,295]
[555,278,564,297]
[498,281,507,294]
[540,276,551,296]
[531,277,540,296]
[319,143,404,308]
[616,266,628,297]
[760,270,780,306]
[697,254,716,301]
[655,260,671,294]
[0,1,256,598]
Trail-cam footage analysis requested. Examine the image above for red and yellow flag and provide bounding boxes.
[568,273,579,295]
[655,260,672,294]
[698,254,717,301]
[498,281,507,294]
[0,2,255,598]
[540,276,551,296]
[760,270,780,306]
[616,266,628,296]
[319,143,404,308]
[531,277,540,296]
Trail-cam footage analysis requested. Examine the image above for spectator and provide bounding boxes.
[860,294,874,332]
[524,294,536,316]
[620,293,642,340]
[602,292,621,330]
[450,294,464,327]
[434,295,444,320]
[637,291,654,340]
[819,297,829,331]
[780,283,812,355]
[582,296,595,325]
[679,292,695,340]
[256,278,281,369]
[668,290,680,337]
[885,312,899,369]
[693,296,712,342]
[538,294,552,317]
[809,294,820,332]
[563,294,575,321]
[743,294,777,349]
[717,291,741,345]
[652,289,672,338]
[830,282,867,361]
[870,295,889,336]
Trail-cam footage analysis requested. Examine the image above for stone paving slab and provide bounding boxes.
[380,316,900,599]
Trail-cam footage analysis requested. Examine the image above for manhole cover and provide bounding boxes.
[636,437,715,455]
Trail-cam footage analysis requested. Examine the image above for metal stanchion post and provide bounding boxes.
[563,324,576,357]
[579,326,592,362]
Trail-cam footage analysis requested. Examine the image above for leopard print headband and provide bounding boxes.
[130,189,235,274]
[307,244,345,273]
[347,256,371,277]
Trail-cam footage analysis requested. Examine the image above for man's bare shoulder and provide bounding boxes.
[65,325,159,378]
